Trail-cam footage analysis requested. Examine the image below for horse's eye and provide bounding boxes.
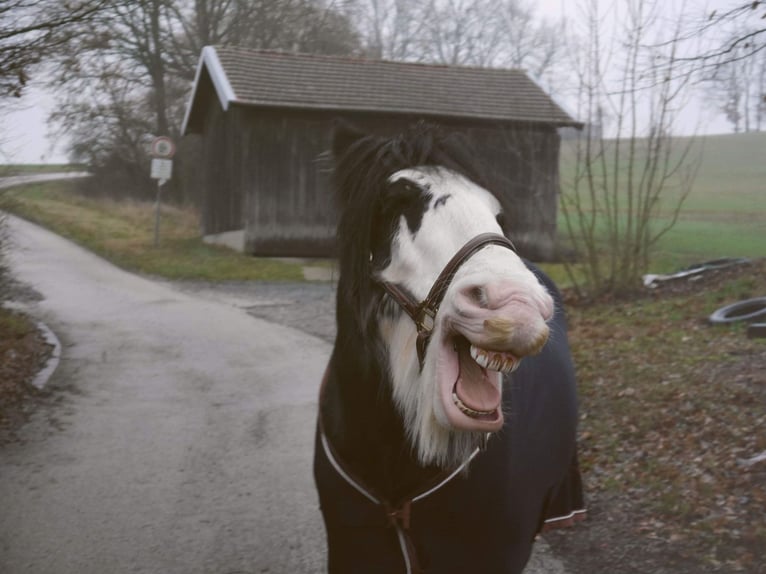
[383,180,422,213]
[380,178,431,237]
[387,180,417,199]
[496,213,507,230]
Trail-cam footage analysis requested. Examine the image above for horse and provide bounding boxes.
[314,122,585,574]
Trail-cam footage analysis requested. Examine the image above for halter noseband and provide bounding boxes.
[376,232,517,369]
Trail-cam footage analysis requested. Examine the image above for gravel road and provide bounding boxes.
[169,280,339,343]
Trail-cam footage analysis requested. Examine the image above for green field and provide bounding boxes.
[558,131,765,273]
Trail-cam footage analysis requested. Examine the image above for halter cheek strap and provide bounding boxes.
[377,232,517,369]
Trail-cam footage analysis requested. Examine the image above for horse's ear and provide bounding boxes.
[332,120,367,159]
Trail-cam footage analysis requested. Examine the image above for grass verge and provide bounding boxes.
[0,307,49,432]
[1,181,304,281]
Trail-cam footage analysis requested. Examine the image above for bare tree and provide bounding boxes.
[348,0,563,89]
[346,0,427,60]
[706,24,766,132]
[0,0,108,98]
[559,0,701,298]
[0,0,108,287]
[685,1,766,69]
[416,0,562,73]
[415,0,497,65]
[47,0,360,202]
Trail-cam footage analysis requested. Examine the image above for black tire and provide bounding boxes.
[709,297,766,324]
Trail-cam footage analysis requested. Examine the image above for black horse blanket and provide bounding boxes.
[314,268,585,574]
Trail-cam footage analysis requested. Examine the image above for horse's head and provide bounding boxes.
[333,123,554,469]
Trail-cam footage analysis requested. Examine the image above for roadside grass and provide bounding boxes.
[0,306,33,338]
[566,259,766,570]
[0,181,304,281]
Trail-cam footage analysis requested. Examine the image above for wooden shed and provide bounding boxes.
[182,46,579,260]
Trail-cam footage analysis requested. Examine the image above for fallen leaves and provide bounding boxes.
[565,258,766,570]
[0,307,50,431]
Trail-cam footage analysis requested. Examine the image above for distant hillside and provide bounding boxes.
[680,132,766,209]
[559,131,766,211]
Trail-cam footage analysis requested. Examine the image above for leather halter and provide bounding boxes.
[376,232,517,369]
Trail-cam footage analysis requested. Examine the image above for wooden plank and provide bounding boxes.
[199,106,561,259]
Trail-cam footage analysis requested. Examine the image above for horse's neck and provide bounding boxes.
[322,334,438,503]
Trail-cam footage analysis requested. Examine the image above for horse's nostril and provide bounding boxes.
[467,286,486,307]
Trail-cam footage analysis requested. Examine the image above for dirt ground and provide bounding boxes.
[547,260,766,574]
[0,279,51,437]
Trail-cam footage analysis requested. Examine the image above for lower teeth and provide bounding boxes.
[452,385,496,418]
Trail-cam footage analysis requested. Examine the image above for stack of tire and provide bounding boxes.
[709,297,766,338]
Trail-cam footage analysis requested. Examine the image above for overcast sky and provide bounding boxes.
[0,0,738,164]
[2,81,61,163]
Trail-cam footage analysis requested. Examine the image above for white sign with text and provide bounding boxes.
[151,158,173,182]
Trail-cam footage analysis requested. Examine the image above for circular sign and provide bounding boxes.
[151,136,176,158]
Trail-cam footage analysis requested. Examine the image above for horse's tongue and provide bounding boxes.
[456,342,500,411]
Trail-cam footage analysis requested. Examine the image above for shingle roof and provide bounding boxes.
[183,46,578,133]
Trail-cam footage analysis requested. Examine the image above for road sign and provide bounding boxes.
[149,139,175,248]
[151,158,173,182]
[150,136,176,158]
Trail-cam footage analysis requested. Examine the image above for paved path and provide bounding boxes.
[0,211,568,574]
[1,215,331,574]
[0,171,90,190]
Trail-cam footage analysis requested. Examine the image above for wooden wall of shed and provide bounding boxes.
[203,105,560,260]
[238,109,337,256]
[237,110,465,257]
[463,123,560,261]
[200,100,244,234]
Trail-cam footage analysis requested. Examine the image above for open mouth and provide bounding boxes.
[442,336,519,428]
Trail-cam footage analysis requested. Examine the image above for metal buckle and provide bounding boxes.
[417,307,436,333]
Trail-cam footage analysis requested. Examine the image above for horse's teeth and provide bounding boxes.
[470,343,518,374]
[470,345,489,369]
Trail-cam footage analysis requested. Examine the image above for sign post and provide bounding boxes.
[149,136,176,247]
